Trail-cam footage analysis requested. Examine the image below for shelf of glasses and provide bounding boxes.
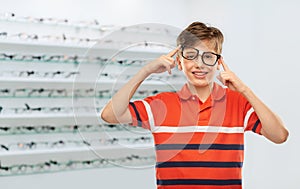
[0,80,92,88]
[0,57,148,67]
[0,14,114,32]
[0,13,178,35]
[0,38,91,52]
[0,142,154,156]
[0,113,100,124]
[0,15,178,177]
[0,81,182,99]
[0,123,148,136]
[0,95,154,100]
[0,108,95,114]
[0,145,155,164]
[0,75,184,86]
[0,113,101,118]
[0,39,169,58]
[0,155,156,176]
[0,98,99,119]
[0,117,139,134]
[0,93,159,101]
[0,126,151,140]
[0,13,179,37]
[0,123,155,176]
[0,156,154,177]
[0,39,101,55]
[0,118,153,155]
[0,94,106,103]
[0,147,156,176]
[0,114,142,129]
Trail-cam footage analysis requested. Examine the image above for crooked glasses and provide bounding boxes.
[181,46,221,66]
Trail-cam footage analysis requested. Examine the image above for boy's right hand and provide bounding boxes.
[143,46,180,75]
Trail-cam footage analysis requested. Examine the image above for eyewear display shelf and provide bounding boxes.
[0,15,184,176]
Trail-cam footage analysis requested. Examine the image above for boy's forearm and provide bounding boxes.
[101,47,179,123]
[111,67,150,113]
[241,87,289,144]
[101,67,151,123]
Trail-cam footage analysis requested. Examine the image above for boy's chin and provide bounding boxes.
[189,80,213,88]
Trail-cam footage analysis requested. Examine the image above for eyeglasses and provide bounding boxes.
[0,70,80,79]
[0,88,68,98]
[1,31,99,44]
[0,103,102,115]
[0,155,155,175]
[0,12,112,31]
[0,87,165,99]
[0,53,147,66]
[0,136,152,152]
[0,124,146,135]
[181,46,221,66]
[120,25,169,34]
[0,53,86,63]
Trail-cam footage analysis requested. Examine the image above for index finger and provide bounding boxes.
[220,57,230,71]
[167,45,181,57]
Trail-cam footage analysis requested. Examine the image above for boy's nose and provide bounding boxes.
[193,57,205,67]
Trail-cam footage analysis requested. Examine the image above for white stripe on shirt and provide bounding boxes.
[140,100,155,131]
[244,107,254,130]
[152,126,244,134]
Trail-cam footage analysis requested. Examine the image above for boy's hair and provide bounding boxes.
[177,22,224,54]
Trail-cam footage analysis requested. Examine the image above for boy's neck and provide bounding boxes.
[187,82,214,103]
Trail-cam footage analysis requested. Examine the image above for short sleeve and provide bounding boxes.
[128,93,170,131]
[128,100,151,130]
[243,103,262,135]
[128,93,163,130]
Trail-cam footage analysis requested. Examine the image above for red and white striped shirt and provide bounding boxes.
[129,82,262,189]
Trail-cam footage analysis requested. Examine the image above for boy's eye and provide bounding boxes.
[186,53,196,58]
[183,51,198,59]
[203,54,213,59]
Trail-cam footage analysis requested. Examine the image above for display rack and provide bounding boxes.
[0,13,184,176]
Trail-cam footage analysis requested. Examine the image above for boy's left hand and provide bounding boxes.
[217,58,249,94]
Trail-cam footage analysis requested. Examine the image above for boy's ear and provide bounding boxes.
[176,55,183,71]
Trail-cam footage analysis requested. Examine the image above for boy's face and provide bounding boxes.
[177,40,221,88]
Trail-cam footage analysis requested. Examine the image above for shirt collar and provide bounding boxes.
[177,82,226,102]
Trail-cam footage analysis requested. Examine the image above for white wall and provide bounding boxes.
[0,0,299,189]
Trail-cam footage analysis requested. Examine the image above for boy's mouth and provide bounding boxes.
[192,71,208,78]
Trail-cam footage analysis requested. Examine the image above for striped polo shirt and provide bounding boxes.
[128,82,262,189]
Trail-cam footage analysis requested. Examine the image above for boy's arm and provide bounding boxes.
[241,88,288,143]
[217,58,289,144]
[101,46,180,124]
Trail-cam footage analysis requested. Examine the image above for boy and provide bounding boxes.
[101,22,289,189]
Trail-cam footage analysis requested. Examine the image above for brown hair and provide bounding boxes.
[177,22,224,54]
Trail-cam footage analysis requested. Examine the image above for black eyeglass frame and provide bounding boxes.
[181,45,221,66]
